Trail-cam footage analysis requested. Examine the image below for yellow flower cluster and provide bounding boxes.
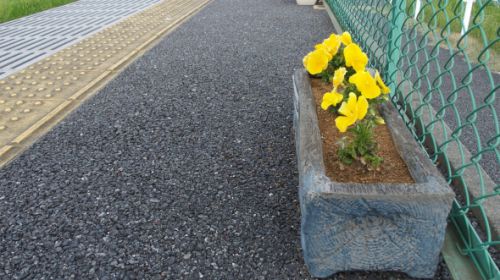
[303,33,343,75]
[302,32,391,133]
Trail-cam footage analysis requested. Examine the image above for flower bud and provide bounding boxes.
[375,116,386,125]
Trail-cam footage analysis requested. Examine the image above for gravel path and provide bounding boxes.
[0,0,451,278]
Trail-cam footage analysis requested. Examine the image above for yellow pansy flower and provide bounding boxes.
[375,71,390,94]
[335,92,369,133]
[340,32,352,45]
[314,43,333,60]
[332,67,347,87]
[303,53,310,69]
[321,89,343,110]
[303,49,330,75]
[322,34,341,56]
[343,43,368,72]
[348,70,381,99]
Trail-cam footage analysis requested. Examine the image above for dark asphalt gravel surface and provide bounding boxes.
[0,0,452,279]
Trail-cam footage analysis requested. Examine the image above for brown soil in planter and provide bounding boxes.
[310,78,414,184]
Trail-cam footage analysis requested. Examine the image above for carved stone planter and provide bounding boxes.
[292,69,454,278]
[296,0,316,5]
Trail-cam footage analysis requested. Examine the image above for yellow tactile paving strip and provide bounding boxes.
[0,0,211,167]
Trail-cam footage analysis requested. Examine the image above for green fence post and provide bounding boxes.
[385,0,406,95]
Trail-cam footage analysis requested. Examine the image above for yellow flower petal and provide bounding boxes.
[348,71,381,99]
[335,116,356,133]
[314,44,333,60]
[332,67,347,87]
[356,95,368,120]
[321,91,344,110]
[337,100,348,117]
[303,52,311,69]
[338,92,356,116]
[346,92,357,112]
[335,93,368,132]
[304,49,330,75]
[341,32,352,45]
[375,71,390,94]
[343,43,368,72]
[323,34,341,56]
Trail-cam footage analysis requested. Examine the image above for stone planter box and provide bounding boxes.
[292,69,455,278]
[296,0,316,5]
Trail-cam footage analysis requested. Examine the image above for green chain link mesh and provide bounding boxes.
[325,0,499,279]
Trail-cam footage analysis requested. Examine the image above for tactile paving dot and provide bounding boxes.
[0,99,61,146]
[0,71,94,100]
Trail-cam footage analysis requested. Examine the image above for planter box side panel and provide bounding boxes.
[300,192,450,278]
[292,69,326,182]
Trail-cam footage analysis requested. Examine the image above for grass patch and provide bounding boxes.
[0,0,74,23]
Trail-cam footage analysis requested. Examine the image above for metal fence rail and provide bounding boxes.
[325,0,499,279]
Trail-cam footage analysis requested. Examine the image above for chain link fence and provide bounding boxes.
[324,0,499,278]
